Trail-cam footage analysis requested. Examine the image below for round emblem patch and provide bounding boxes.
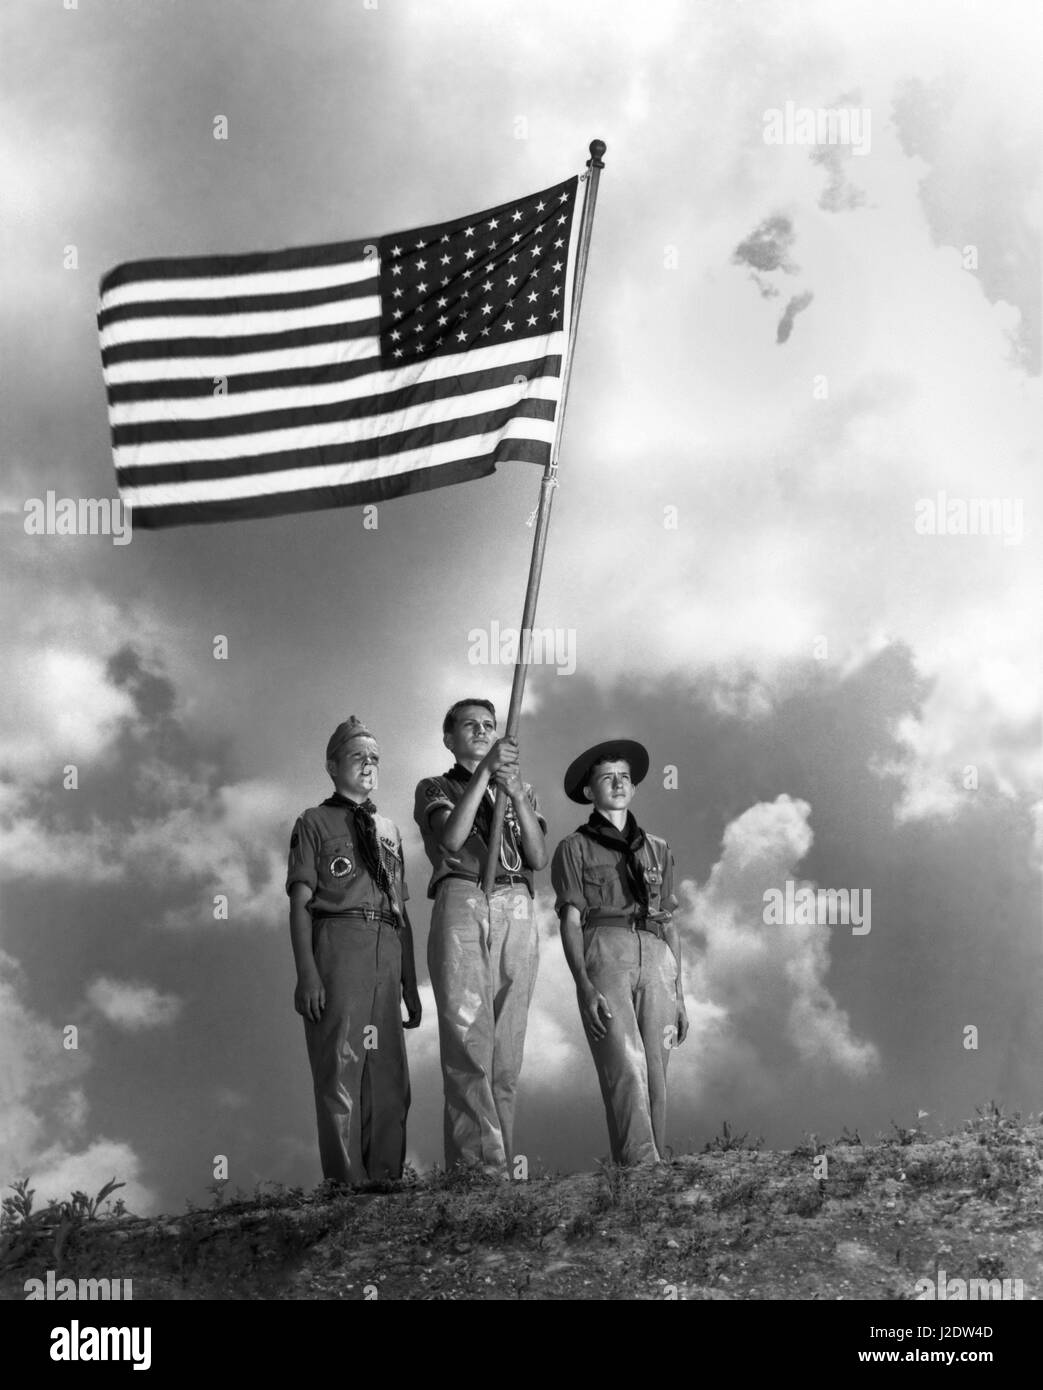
[329,855,353,877]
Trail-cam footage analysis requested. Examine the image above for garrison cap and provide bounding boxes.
[563,738,650,804]
[326,716,375,763]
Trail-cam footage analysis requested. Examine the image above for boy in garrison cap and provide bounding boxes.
[414,699,547,1175]
[551,739,688,1166]
[287,716,421,1186]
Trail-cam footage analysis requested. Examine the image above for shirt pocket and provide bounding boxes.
[317,836,359,888]
[582,864,623,909]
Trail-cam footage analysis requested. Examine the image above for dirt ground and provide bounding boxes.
[3,1113,1040,1300]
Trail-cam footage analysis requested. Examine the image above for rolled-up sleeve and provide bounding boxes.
[286,815,320,896]
[551,836,586,917]
[414,777,453,828]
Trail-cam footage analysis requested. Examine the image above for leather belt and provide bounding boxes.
[442,871,531,894]
[317,907,399,926]
[585,910,666,939]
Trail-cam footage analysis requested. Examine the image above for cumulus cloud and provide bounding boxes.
[0,949,79,1175]
[556,67,1041,831]
[0,549,183,786]
[0,578,290,927]
[85,977,183,1031]
[677,795,879,1086]
[0,949,155,1214]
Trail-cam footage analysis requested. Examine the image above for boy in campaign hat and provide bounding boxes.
[414,699,547,1174]
[286,716,421,1186]
[551,739,688,1166]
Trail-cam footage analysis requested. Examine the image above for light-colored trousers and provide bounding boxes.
[582,923,678,1166]
[304,917,409,1185]
[427,878,539,1171]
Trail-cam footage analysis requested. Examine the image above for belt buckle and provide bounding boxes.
[362,906,376,923]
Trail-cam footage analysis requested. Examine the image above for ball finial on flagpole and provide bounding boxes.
[588,139,607,166]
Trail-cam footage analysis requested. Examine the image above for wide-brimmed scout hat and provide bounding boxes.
[326,716,375,763]
[563,738,650,804]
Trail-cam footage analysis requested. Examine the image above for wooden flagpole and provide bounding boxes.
[481,137,607,896]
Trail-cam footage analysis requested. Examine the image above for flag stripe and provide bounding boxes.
[103,334,379,383]
[121,421,555,512]
[122,448,538,530]
[110,353,562,435]
[99,238,372,295]
[117,397,558,487]
[99,256,376,310]
[108,347,383,401]
[114,389,558,473]
[98,295,380,350]
[97,275,378,330]
[100,319,381,367]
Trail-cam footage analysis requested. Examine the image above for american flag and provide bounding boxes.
[98,175,581,529]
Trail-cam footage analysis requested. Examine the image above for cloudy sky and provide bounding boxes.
[2,0,1040,1215]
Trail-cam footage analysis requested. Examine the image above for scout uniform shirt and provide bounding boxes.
[287,793,408,918]
[551,820,678,929]
[413,764,546,896]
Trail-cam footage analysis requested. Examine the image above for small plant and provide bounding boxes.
[1,1178,36,1231]
[888,1119,922,1147]
[714,1174,766,1211]
[4,1175,126,1232]
[53,1177,127,1224]
[791,1131,825,1158]
[966,1100,1020,1138]
[592,1159,630,1209]
[834,1126,863,1146]
[703,1120,763,1153]
[206,1177,230,1207]
[588,1160,653,1231]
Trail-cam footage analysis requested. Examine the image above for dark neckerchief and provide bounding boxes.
[443,763,521,859]
[328,792,393,903]
[577,809,649,910]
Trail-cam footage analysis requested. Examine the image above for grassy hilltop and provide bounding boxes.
[2,1105,1041,1301]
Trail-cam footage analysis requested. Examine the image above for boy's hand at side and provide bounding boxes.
[675,998,689,1046]
[402,980,422,1029]
[578,982,613,1041]
[294,968,325,1023]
